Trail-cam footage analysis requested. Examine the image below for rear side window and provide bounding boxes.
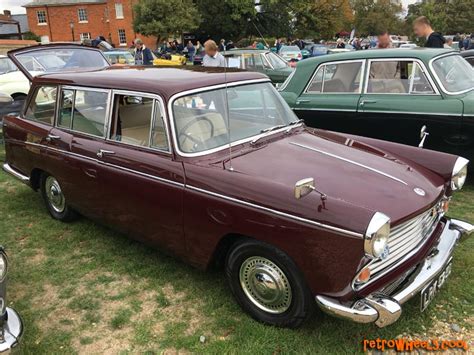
[57,88,109,137]
[25,86,57,125]
[368,60,435,94]
[307,61,363,93]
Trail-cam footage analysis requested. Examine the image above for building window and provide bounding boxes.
[115,3,124,19]
[80,32,91,41]
[118,29,127,46]
[78,8,88,22]
[37,10,47,24]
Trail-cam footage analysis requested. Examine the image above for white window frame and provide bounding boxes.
[80,32,91,41]
[115,3,124,19]
[77,8,88,22]
[364,58,440,96]
[304,59,366,94]
[37,10,47,25]
[117,29,127,46]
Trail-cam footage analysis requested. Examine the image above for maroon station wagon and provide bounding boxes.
[2,45,473,328]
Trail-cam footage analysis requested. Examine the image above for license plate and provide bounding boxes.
[420,262,452,311]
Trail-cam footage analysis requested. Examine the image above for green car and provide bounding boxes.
[280,48,474,162]
[223,49,293,85]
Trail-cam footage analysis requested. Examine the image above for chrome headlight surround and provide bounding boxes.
[451,157,469,191]
[0,251,7,283]
[364,212,391,259]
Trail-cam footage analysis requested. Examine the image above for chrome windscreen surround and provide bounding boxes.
[353,199,446,290]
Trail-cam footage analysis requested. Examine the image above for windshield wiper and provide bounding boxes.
[260,124,286,133]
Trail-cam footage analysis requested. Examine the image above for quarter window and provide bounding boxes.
[37,10,47,24]
[368,60,434,94]
[78,8,88,22]
[25,86,57,125]
[118,29,127,45]
[58,89,74,129]
[307,61,363,93]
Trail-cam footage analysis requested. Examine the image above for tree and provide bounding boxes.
[352,0,403,36]
[133,0,200,47]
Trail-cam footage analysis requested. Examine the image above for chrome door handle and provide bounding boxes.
[45,134,60,142]
[97,149,115,158]
[360,100,377,107]
[296,99,310,104]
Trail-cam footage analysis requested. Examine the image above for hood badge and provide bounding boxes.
[414,187,426,196]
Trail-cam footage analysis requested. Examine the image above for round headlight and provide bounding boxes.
[364,212,391,258]
[0,253,7,281]
[451,157,469,191]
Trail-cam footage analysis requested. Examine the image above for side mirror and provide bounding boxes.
[0,92,13,104]
[294,177,315,199]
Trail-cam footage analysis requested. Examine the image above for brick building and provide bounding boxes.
[23,0,157,49]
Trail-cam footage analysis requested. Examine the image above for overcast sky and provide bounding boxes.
[1,0,419,15]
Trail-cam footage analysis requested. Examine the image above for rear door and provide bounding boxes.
[294,59,364,134]
[357,58,463,155]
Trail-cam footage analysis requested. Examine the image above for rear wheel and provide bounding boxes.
[225,239,314,328]
[40,173,77,222]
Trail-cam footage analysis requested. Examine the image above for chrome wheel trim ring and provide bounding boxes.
[45,176,66,213]
[239,256,292,314]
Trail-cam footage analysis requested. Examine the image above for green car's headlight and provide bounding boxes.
[451,157,469,191]
[365,212,391,259]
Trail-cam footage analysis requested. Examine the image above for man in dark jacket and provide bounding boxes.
[413,16,445,48]
[133,38,154,65]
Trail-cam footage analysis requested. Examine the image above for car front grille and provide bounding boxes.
[359,203,442,288]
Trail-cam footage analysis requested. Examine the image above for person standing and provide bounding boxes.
[133,38,154,65]
[202,40,226,67]
[186,41,196,63]
[413,16,445,48]
[219,39,226,52]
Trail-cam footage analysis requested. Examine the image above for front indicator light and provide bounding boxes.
[356,267,371,284]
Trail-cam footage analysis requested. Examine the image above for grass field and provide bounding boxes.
[0,145,472,354]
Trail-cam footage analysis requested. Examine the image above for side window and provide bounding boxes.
[58,89,74,129]
[368,60,409,93]
[110,94,168,150]
[25,86,57,125]
[72,90,108,137]
[253,54,265,70]
[307,62,363,93]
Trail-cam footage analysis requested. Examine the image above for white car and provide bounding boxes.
[0,55,30,101]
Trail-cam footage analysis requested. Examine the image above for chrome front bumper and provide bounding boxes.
[0,308,23,353]
[316,218,473,328]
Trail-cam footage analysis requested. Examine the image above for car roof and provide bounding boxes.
[33,66,268,101]
[461,49,474,57]
[298,48,455,68]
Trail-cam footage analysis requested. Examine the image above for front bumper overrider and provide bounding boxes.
[315,218,473,328]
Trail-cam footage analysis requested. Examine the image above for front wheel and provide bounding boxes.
[225,239,314,328]
[40,173,78,222]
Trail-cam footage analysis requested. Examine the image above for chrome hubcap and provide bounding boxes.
[45,176,65,213]
[239,256,292,314]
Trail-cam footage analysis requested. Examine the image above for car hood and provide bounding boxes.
[228,129,444,225]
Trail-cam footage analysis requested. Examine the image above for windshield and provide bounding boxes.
[265,53,289,69]
[0,57,18,74]
[173,82,299,154]
[104,52,135,65]
[432,54,474,94]
[13,48,109,76]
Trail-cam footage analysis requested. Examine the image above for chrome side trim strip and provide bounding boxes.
[290,142,408,186]
[357,110,462,117]
[2,163,30,184]
[186,185,364,238]
[293,108,356,112]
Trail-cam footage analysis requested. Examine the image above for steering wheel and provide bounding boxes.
[178,115,215,151]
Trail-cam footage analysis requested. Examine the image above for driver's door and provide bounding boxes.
[96,91,186,255]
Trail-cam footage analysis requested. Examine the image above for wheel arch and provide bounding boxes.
[30,168,45,191]
[207,233,252,270]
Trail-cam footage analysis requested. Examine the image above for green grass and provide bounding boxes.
[0,145,472,354]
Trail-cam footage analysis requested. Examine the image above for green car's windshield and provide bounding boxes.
[265,53,289,70]
[173,82,299,154]
[432,54,473,94]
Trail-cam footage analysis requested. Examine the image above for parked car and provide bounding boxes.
[103,50,135,65]
[461,49,474,67]
[0,55,30,102]
[278,45,303,62]
[309,44,329,57]
[3,44,473,329]
[0,246,23,352]
[0,91,24,123]
[153,53,186,66]
[223,49,293,85]
[280,48,474,163]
